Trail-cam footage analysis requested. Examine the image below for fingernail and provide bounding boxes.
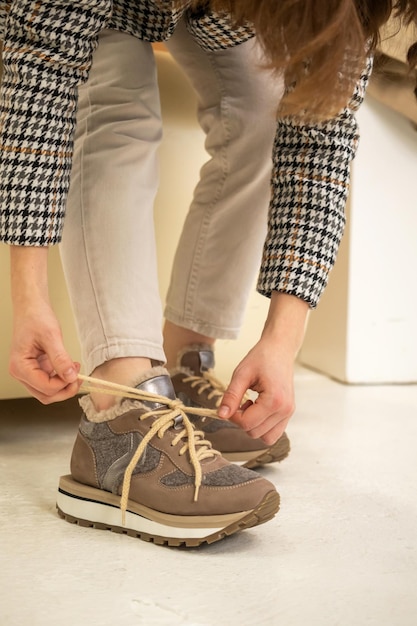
[63,367,76,381]
[218,405,230,419]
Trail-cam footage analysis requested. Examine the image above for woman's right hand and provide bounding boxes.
[9,299,81,403]
[9,245,81,403]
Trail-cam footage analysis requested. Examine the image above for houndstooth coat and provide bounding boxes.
[0,1,371,307]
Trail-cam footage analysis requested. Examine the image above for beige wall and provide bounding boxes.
[300,94,417,383]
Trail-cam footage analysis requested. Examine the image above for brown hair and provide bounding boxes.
[186,0,417,120]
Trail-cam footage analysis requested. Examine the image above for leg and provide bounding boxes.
[162,23,289,468]
[60,30,164,407]
[51,25,282,548]
[55,29,280,545]
[163,21,284,366]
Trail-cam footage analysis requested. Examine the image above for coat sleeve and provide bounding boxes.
[0,0,112,246]
[184,6,254,51]
[257,57,373,308]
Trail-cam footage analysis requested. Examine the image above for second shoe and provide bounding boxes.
[170,345,291,469]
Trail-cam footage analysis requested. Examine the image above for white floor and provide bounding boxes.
[1,366,416,626]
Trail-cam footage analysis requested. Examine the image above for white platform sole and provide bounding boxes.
[57,475,280,547]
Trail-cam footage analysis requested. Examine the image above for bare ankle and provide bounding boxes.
[163,321,215,369]
[90,357,153,411]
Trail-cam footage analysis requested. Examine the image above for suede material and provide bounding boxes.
[69,403,276,517]
[170,348,292,465]
[162,464,258,487]
[199,425,269,453]
[172,372,220,411]
[70,432,100,489]
[108,408,231,476]
[127,456,273,516]
[178,344,214,373]
[171,370,270,453]
[79,418,161,491]
[192,414,237,434]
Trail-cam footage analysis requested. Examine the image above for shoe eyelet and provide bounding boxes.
[173,415,183,430]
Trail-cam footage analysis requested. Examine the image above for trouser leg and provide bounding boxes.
[60,30,165,374]
[164,22,284,339]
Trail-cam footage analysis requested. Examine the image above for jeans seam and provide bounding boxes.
[78,80,111,364]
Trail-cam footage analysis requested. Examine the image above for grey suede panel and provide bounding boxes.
[161,464,258,488]
[202,465,258,486]
[102,433,161,494]
[79,417,97,438]
[80,418,161,490]
[90,426,132,485]
[80,418,110,441]
[161,470,193,487]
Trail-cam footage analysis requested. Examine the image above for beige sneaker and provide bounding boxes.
[57,369,279,547]
[170,345,291,469]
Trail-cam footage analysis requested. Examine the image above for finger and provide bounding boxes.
[229,399,272,431]
[15,362,81,400]
[47,346,79,384]
[218,369,251,419]
[230,393,293,434]
[37,353,55,376]
[224,399,253,426]
[254,421,288,446]
[247,413,289,443]
[23,379,82,405]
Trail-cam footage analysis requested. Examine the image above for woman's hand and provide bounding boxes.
[9,245,81,403]
[218,338,295,444]
[218,292,309,444]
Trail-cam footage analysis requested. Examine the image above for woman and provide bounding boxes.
[1,1,416,546]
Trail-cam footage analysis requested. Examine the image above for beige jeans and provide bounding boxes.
[60,22,283,373]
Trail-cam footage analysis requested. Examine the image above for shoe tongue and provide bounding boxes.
[180,346,214,375]
[135,374,176,409]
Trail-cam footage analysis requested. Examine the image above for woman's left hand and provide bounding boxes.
[218,291,309,444]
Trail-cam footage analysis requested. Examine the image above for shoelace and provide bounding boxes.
[78,374,220,525]
[182,371,225,407]
[182,370,250,409]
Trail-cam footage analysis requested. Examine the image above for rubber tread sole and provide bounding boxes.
[57,489,280,548]
[237,432,291,469]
